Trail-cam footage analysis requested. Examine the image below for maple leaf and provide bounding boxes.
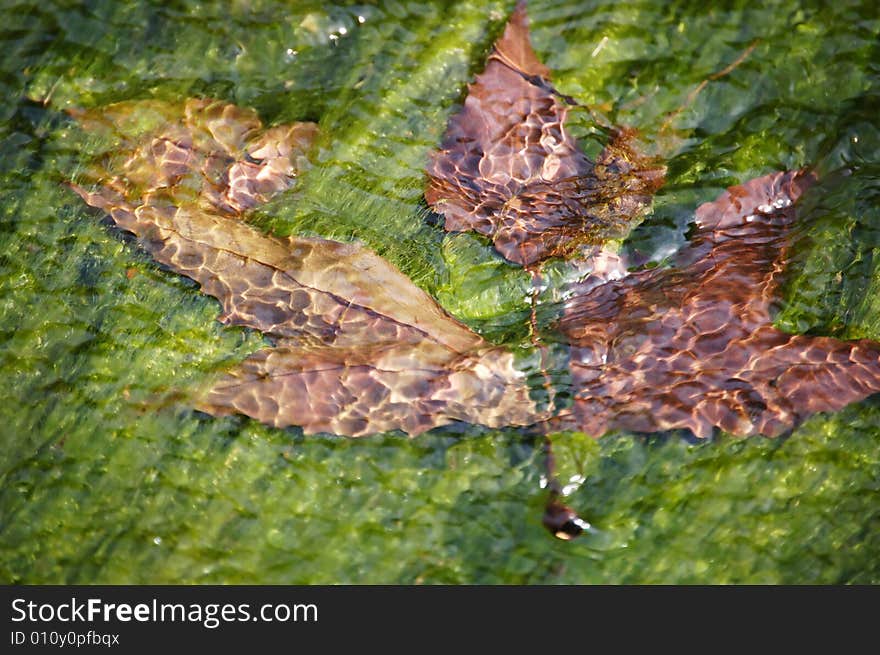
[69,6,880,448]
[426,3,880,441]
[70,99,543,436]
[425,2,665,267]
[64,5,880,541]
[554,170,880,438]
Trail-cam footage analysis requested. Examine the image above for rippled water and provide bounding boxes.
[1,0,879,583]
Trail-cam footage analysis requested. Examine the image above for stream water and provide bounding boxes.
[1,0,879,583]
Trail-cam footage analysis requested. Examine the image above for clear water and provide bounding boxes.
[1,0,879,583]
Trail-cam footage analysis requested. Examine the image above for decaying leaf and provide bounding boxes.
[72,98,318,217]
[69,5,880,449]
[554,170,880,438]
[425,2,665,267]
[426,2,880,440]
[65,4,880,542]
[71,99,543,436]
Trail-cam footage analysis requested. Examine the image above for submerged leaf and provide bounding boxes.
[67,7,880,449]
[555,171,880,438]
[71,99,542,436]
[60,3,880,548]
[425,2,665,267]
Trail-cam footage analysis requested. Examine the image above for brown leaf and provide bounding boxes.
[201,339,538,437]
[425,2,665,267]
[554,170,880,438]
[71,98,317,218]
[71,98,543,436]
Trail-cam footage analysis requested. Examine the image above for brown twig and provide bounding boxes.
[541,436,591,540]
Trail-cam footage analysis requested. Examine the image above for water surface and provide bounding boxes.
[1,0,879,583]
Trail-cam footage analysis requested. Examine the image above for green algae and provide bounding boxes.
[0,0,879,583]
